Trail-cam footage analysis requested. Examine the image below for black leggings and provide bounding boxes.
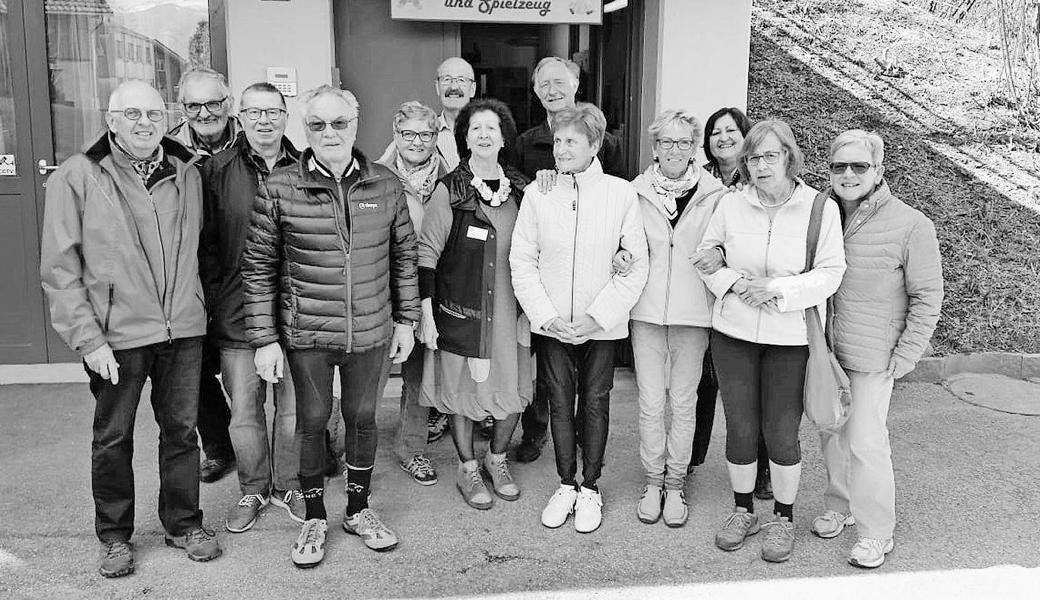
[710,332,808,467]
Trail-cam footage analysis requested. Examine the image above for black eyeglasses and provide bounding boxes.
[436,76,474,86]
[240,107,287,121]
[109,108,166,123]
[656,138,695,151]
[183,96,228,116]
[397,129,436,143]
[306,117,357,132]
[746,150,785,166]
[829,161,874,175]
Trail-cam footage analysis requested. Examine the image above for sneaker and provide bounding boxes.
[662,489,688,528]
[342,508,399,552]
[271,489,306,524]
[811,509,855,539]
[456,460,494,509]
[98,540,134,578]
[291,518,327,568]
[427,410,449,443]
[541,484,579,528]
[225,493,269,533]
[400,454,438,486]
[715,507,761,551]
[760,514,796,563]
[573,487,603,533]
[164,527,221,562]
[482,452,520,501]
[849,537,894,568]
[754,468,773,500]
[200,456,235,484]
[515,437,545,463]
[636,485,662,524]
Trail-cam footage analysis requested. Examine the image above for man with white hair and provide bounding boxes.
[40,79,221,578]
[242,85,420,568]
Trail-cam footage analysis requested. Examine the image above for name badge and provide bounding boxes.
[466,226,489,241]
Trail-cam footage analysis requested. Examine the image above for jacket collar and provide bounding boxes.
[828,179,893,231]
[569,157,604,185]
[83,130,197,168]
[740,177,812,209]
[296,147,383,190]
[237,133,300,169]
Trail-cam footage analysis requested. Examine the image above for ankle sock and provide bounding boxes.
[774,501,793,521]
[735,491,754,513]
[301,486,326,520]
[345,466,373,516]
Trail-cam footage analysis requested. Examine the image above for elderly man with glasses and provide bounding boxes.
[242,85,420,568]
[40,79,221,579]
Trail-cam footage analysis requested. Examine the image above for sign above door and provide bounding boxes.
[390,0,602,24]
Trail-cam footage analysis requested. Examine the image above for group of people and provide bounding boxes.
[38,51,943,578]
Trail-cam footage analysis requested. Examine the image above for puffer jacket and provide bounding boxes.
[630,166,724,327]
[510,158,649,341]
[241,148,420,353]
[830,181,943,375]
[40,132,206,354]
[698,180,846,346]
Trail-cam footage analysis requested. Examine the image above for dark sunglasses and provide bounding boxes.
[306,117,357,132]
[183,96,228,116]
[109,108,166,122]
[829,161,874,175]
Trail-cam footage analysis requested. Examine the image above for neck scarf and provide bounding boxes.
[649,163,700,219]
[396,153,441,203]
[111,133,163,186]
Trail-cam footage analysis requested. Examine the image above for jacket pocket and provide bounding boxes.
[103,284,115,333]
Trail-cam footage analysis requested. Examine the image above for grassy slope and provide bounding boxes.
[746,2,1040,355]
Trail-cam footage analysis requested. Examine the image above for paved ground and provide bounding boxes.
[1,370,1039,600]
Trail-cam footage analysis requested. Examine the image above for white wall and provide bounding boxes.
[224,0,335,148]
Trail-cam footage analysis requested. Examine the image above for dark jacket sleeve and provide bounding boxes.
[241,180,282,348]
[198,161,221,313]
[600,131,626,178]
[388,178,421,323]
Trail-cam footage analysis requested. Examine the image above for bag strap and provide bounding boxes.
[804,192,836,348]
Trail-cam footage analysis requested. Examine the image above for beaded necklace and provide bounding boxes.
[468,160,511,207]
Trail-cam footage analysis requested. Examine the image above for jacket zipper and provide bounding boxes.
[756,215,774,343]
[332,176,354,352]
[569,177,580,321]
[103,284,114,333]
[148,192,173,343]
[663,227,674,322]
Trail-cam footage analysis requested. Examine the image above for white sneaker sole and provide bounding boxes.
[849,539,894,568]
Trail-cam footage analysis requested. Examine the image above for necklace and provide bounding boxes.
[469,160,511,207]
[759,182,797,208]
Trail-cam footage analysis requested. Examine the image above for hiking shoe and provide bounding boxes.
[715,507,760,551]
[574,487,603,533]
[271,489,306,524]
[662,489,688,528]
[849,537,894,568]
[515,436,545,463]
[760,514,796,563]
[427,410,449,443]
[164,527,221,562]
[754,468,773,500]
[400,454,438,486]
[291,518,327,568]
[636,485,662,524]
[541,484,579,528]
[342,508,399,552]
[226,493,269,533]
[812,509,855,539]
[200,456,235,483]
[456,460,494,509]
[482,452,520,500]
[98,540,134,578]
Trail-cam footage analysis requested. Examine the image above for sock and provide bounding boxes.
[735,491,754,513]
[774,501,793,521]
[345,466,373,516]
[301,485,326,521]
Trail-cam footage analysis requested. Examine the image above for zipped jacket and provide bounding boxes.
[241,148,420,353]
[697,181,846,346]
[510,158,649,341]
[630,166,724,327]
[40,132,207,355]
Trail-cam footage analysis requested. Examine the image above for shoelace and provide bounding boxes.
[488,457,513,481]
[820,509,848,526]
[238,494,265,507]
[300,520,324,545]
[467,466,486,489]
[762,519,794,543]
[104,541,131,559]
[410,455,434,475]
[722,511,753,530]
[185,527,215,545]
[358,510,391,538]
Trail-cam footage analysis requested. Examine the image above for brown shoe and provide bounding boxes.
[98,540,134,578]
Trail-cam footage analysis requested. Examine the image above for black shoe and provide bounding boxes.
[515,437,545,463]
[427,410,449,443]
[200,456,235,484]
[476,416,494,441]
[754,468,773,500]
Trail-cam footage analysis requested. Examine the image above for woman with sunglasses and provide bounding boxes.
[693,119,846,562]
[416,98,533,510]
[812,130,942,568]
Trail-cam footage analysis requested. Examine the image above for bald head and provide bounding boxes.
[434,57,476,115]
[106,80,166,159]
[108,79,164,112]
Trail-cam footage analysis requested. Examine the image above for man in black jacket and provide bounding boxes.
[242,85,419,569]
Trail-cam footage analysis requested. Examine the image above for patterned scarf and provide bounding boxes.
[110,133,163,186]
[396,153,441,203]
[648,163,700,219]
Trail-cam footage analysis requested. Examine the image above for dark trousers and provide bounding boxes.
[538,336,615,489]
[197,337,233,460]
[88,337,204,542]
[690,349,718,466]
[287,346,390,491]
[710,331,809,467]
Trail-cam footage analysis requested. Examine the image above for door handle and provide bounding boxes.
[38,159,59,175]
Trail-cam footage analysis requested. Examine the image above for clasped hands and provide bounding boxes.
[543,314,601,345]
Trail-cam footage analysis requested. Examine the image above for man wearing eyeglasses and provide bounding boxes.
[242,85,419,568]
[198,82,306,535]
[40,79,221,578]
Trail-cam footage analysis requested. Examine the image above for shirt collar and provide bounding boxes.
[437,112,451,132]
[308,155,357,180]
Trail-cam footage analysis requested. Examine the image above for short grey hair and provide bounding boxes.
[830,129,885,165]
[299,85,360,121]
[550,102,606,148]
[647,109,703,145]
[108,79,163,110]
[177,67,230,102]
[531,56,580,86]
[392,101,438,132]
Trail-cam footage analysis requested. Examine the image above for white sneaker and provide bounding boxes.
[849,537,894,568]
[811,509,855,539]
[573,486,603,533]
[541,484,579,528]
[290,518,327,568]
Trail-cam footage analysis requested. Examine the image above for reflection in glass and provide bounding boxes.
[1,1,18,156]
[44,0,210,162]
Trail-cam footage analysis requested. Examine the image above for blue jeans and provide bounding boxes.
[87,337,204,542]
[220,347,300,495]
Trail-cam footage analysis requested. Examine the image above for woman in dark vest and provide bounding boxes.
[417,98,533,510]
